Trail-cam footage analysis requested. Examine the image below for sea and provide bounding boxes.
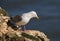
[0,0,60,41]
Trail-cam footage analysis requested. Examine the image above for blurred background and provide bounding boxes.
[0,0,60,41]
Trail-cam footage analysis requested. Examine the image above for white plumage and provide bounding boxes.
[15,11,39,26]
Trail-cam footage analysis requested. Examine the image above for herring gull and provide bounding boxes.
[7,11,39,31]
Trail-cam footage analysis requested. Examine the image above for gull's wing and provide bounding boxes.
[11,15,22,23]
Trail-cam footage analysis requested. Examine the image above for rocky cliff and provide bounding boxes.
[0,7,50,41]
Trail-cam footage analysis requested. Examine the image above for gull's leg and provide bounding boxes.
[23,25,29,32]
[24,25,29,32]
[24,25,26,31]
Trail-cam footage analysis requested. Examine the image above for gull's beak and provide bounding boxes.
[36,16,39,19]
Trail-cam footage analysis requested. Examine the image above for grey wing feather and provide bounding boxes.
[11,15,22,23]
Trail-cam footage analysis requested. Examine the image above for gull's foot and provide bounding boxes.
[24,30,29,32]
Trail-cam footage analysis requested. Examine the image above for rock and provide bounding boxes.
[0,7,8,16]
[21,30,50,41]
[0,14,10,35]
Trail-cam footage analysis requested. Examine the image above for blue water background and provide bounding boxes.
[0,0,60,41]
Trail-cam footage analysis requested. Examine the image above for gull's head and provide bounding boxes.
[29,11,39,19]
